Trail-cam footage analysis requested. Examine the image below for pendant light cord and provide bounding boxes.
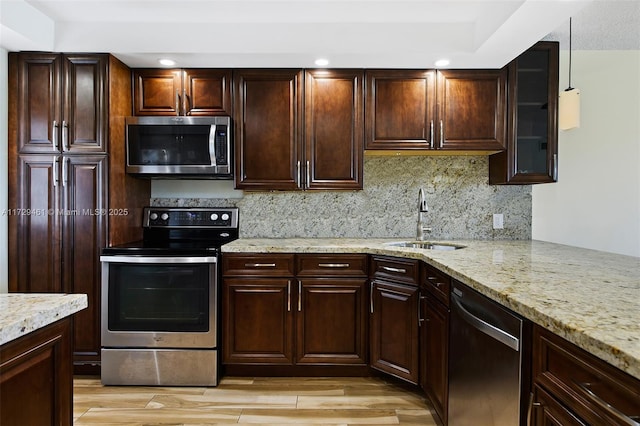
[567,17,574,91]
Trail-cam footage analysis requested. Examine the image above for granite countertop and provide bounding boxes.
[222,238,640,380]
[0,293,88,346]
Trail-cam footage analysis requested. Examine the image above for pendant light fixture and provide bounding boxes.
[559,17,581,130]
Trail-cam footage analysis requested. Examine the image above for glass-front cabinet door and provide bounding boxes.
[490,41,559,184]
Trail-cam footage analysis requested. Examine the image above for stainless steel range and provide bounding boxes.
[100,206,238,386]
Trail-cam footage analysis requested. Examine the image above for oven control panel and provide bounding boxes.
[143,207,239,228]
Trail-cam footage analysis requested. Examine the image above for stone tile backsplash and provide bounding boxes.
[152,156,531,240]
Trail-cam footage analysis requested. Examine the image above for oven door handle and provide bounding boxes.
[100,255,217,264]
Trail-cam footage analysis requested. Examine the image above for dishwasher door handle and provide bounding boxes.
[451,293,520,351]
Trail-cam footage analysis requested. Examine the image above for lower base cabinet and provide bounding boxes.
[531,325,640,425]
[0,319,73,426]
[222,253,368,372]
[369,279,419,384]
[421,295,449,424]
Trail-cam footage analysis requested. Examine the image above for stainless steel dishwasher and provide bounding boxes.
[448,281,529,426]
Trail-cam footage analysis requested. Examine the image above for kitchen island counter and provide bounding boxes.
[222,238,640,380]
[1,293,87,426]
[0,293,88,345]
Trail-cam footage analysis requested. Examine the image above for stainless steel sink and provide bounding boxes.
[385,241,465,250]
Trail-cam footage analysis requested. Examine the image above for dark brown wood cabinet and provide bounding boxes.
[222,253,295,364]
[8,53,150,374]
[531,325,640,425]
[12,53,108,154]
[490,41,559,184]
[369,256,420,384]
[365,70,436,150]
[0,319,73,426]
[223,277,295,364]
[437,69,507,151]
[222,253,368,371]
[296,254,368,365]
[365,69,506,152]
[132,68,232,116]
[419,263,451,425]
[233,69,363,191]
[233,69,303,190]
[304,70,364,190]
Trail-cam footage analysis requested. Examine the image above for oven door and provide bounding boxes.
[100,255,217,348]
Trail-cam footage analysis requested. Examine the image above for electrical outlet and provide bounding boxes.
[493,214,504,229]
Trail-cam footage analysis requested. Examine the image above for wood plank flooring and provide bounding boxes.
[73,376,439,425]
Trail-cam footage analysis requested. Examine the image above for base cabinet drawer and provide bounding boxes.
[532,325,640,425]
[531,385,587,426]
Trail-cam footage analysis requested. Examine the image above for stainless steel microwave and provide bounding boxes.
[125,116,232,179]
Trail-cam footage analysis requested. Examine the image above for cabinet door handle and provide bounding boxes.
[318,263,350,268]
[62,157,69,187]
[553,153,558,181]
[298,281,302,312]
[576,382,640,425]
[244,263,276,268]
[370,281,374,313]
[382,266,406,274]
[296,160,301,188]
[418,294,425,327]
[287,281,291,312]
[439,119,444,148]
[53,157,59,187]
[429,120,434,148]
[62,121,69,151]
[175,90,181,116]
[183,90,189,115]
[306,160,310,189]
[52,120,59,150]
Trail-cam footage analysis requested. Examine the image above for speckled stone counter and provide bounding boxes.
[222,238,640,380]
[0,293,88,346]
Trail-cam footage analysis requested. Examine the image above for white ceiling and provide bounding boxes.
[1,0,637,69]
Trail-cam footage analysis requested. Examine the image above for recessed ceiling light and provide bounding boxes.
[314,58,329,67]
[435,59,450,67]
[158,58,176,66]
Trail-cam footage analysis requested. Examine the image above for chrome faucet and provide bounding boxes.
[416,188,432,241]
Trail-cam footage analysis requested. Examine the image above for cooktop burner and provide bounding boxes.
[102,207,239,256]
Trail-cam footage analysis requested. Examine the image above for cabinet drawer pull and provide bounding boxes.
[318,263,350,268]
[382,266,406,274]
[576,382,640,425]
[244,263,276,268]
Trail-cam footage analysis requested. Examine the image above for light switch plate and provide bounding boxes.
[493,214,504,229]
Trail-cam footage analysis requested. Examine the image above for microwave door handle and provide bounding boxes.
[209,124,217,166]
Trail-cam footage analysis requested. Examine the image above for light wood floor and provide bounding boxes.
[73,376,439,425]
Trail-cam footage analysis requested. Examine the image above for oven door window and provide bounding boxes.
[108,263,210,332]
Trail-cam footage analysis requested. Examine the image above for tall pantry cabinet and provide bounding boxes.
[8,52,150,373]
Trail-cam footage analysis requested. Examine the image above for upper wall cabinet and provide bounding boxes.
[233,69,364,191]
[13,53,108,154]
[489,41,559,184]
[437,70,507,151]
[233,69,303,191]
[365,69,507,152]
[365,70,436,150]
[132,68,232,116]
[304,69,364,190]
